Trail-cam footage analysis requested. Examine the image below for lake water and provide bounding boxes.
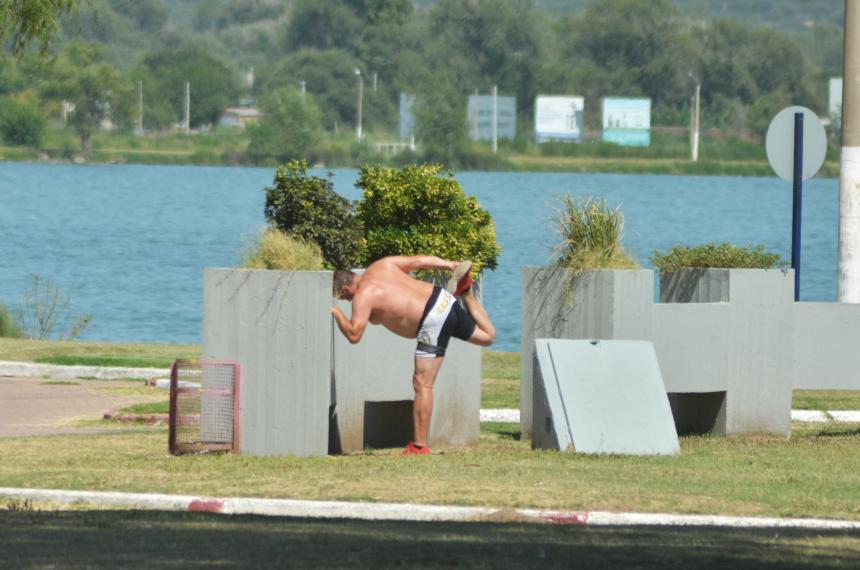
[0,162,840,352]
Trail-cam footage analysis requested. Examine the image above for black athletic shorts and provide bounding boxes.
[415,286,476,358]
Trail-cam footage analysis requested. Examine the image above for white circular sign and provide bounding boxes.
[765,106,827,182]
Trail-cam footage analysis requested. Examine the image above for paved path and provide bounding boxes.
[0,376,166,438]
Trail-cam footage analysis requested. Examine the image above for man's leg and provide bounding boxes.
[412,355,445,447]
[460,289,495,346]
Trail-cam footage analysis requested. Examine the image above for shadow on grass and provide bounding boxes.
[1,510,858,569]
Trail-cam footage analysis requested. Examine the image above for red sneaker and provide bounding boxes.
[401,441,431,455]
[446,260,473,296]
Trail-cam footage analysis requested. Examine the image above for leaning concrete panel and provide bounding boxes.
[520,268,653,437]
[532,339,679,455]
[203,269,332,457]
[332,298,481,453]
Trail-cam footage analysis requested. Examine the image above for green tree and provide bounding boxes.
[41,42,132,152]
[569,0,694,109]
[285,0,360,53]
[108,0,167,33]
[356,163,500,272]
[141,47,239,128]
[0,0,77,55]
[0,91,46,146]
[261,49,361,131]
[248,87,323,163]
[263,160,364,270]
[412,70,467,166]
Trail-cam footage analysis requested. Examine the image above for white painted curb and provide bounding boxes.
[1,488,859,530]
[479,409,860,424]
[0,360,168,381]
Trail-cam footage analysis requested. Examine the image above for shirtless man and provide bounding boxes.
[331,255,495,455]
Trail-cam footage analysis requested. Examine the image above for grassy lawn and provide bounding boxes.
[1,423,859,521]
[1,508,858,569]
[0,338,200,369]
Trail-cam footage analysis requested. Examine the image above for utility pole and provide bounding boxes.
[692,82,701,161]
[839,0,860,302]
[300,80,306,95]
[136,80,143,136]
[183,81,190,134]
[354,68,363,141]
[372,72,377,92]
[492,84,498,154]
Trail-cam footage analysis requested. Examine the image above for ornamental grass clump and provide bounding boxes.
[241,228,324,271]
[552,195,637,272]
[649,242,784,272]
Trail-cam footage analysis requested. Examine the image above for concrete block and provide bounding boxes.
[332,297,481,452]
[203,269,332,456]
[532,339,679,455]
[520,268,653,437]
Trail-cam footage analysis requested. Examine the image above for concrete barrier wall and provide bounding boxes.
[204,269,482,456]
[203,269,332,457]
[522,267,860,438]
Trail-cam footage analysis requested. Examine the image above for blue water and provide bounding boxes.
[0,163,839,351]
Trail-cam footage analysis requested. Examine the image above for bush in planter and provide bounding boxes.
[240,228,324,270]
[355,164,500,274]
[552,195,638,272]
[263,159,364,270]
[649,242,784,272]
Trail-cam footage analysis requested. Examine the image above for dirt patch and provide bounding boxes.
[0,376,166,437]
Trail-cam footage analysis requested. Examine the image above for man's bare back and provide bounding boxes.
[331,255,459,344]
[359,259,435,338]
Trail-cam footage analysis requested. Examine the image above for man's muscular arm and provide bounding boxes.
[331,295,371,344]
[385,255,458,274]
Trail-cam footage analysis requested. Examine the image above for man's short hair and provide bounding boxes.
[333,270,357,298]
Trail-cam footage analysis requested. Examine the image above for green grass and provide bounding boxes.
[4,340,859,413]
[118,401,169,415]
[1,423,859,520]
[1,508,858,569]
[0,338,200,367]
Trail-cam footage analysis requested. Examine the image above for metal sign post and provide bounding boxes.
[766,106,827,302]
[791,113,804,301]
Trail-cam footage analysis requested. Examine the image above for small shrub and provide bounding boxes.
[552,195,637,272]
[240,228,324,270]
[0,93,46,147]
[0,302,23,338]
[356,163,500,274]
[263,160,364,270]
[649,242,784,272]
[14,274,91,340]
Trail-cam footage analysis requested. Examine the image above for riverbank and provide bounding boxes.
[1,130,841,177]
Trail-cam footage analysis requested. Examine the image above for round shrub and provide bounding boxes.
[649,242,784,272]
[263,160,364,270]
[356,163,500,273]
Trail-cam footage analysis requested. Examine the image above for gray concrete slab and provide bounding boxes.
[532,339,679,455]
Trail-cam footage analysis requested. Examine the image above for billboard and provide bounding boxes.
[467,94,516,141]
[602,97,651,146]
[534,96,584,143]
[399,93,416,141]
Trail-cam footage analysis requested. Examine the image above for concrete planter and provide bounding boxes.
[204,268,481,456]
[520,267,653,438]
[655,268,794,436]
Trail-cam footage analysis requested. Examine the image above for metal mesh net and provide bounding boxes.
[169,361,239,455]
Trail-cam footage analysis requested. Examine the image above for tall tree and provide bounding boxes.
[42,42,131,152]
[141,47,239,128]
[0,0,77,55]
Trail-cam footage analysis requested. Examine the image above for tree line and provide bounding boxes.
[0,0,838,166]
